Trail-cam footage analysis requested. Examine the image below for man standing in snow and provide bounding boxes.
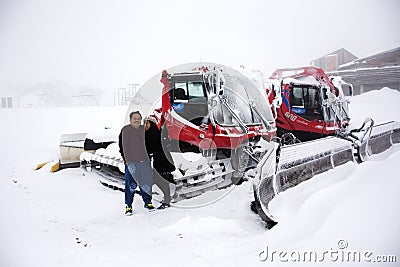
[119,111,154,215]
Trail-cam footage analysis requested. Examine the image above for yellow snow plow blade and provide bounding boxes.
[50,162,60,173]
[34,162,49,170]
[35,161,61,172]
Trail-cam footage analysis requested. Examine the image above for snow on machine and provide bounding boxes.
[79,62,277,201]
[251,66,400,227]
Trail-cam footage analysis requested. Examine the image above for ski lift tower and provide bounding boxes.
[114,83,140,105]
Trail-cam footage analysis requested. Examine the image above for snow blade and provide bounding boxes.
[276,137,355,191]
[358,121,400,161]
[255,137,355,223]
[254,121,400,225]
[256,174,276,222]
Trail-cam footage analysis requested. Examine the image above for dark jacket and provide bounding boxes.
[118,130,125,163]
[118,125,149,163]
[145,121,176,174]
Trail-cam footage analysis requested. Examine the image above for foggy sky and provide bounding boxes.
[0,0,399,104]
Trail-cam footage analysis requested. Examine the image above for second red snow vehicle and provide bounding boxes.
[252,66,400,226]
[267,66,353,141]
[80,63,277,201]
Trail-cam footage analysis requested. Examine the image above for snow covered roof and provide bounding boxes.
[282,76,321,86]
[338,46,400,70]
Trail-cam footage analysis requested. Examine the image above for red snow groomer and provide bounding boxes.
[266,66,352,141]
[252,66,400,227]
[81,63,278,201]
[147,65,277,198]
[158,67,276,151]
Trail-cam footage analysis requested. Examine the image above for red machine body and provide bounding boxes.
[156,65,276,155]
[267,66,350,140]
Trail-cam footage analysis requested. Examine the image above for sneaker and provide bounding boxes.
[144,203,155,210]
[157,203,170,210]
[125,205,133,216]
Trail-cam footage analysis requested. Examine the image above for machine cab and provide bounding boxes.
[170,73,209,126]
[289,83,323,121]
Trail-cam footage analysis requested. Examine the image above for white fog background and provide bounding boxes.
[0,0,399,105]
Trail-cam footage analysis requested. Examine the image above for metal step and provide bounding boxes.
[84,155,235,201]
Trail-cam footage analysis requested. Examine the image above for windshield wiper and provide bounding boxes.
[249,100,272,131]
[220,97,248,133]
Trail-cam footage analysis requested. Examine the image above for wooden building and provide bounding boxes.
[312,47,400,95]
[311,48,358,72]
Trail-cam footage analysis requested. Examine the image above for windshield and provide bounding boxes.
[290,85,323,120]
[212,73,274,126]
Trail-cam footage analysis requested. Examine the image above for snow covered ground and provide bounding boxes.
[1,88,399,266]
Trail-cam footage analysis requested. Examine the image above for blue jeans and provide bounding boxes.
[125,161,153,206]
